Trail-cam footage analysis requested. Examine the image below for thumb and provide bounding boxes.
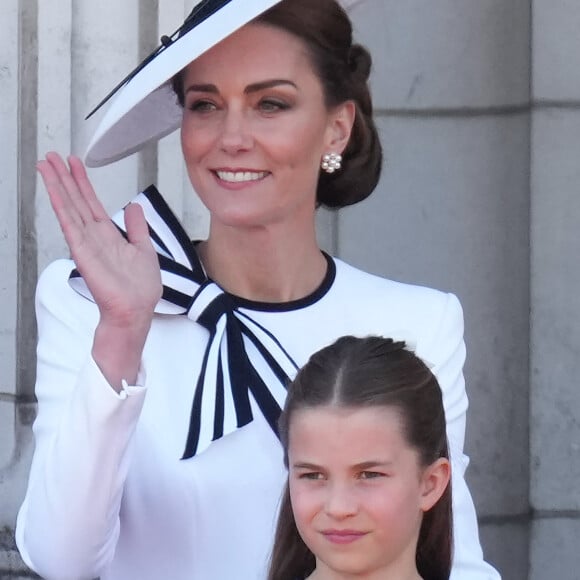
[124,203,152,248]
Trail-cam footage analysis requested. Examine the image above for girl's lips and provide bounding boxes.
[321,530,368,545]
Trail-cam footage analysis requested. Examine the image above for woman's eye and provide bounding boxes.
[188,100,217,113]
[259,99,290,113]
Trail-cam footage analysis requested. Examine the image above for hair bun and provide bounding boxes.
[348,44,372,81]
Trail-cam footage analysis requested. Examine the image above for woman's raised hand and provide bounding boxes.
[37,152,163,387]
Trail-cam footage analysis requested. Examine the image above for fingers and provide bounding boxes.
[37,152,121,254]
[45,153,95,225]
[37,156,86,243]
[67,155,109,222]
[40,152,108,226]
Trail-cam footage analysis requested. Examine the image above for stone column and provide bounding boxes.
[0,0,20,512]
[0,1,39,576]
[530,2,580,579]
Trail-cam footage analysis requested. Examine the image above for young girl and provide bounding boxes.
[269,336,452,580]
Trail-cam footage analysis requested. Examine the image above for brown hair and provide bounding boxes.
[172,0,383,209]
[267,336,452,580]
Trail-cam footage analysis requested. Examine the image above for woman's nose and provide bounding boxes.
[219,109,253,154]
[324,483,358,520]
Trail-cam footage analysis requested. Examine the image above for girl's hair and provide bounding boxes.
[172,0,383,209]
[268,335,453,580]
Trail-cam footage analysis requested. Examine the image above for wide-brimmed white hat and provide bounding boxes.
[84,0,366,167]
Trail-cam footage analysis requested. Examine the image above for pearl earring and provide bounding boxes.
[321,152,342,174]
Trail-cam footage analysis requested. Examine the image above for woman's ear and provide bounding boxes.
[325,100,356,155]
[419,458,451,512]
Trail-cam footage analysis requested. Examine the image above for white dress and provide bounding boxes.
[16,187,500,580]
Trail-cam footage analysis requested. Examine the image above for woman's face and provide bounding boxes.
[288,405,446,579]
[179,23,353,230]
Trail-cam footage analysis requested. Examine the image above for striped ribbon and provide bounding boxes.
[69,185,299,458]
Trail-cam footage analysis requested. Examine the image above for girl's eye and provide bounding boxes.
[359,471,385,480]
[299,472,324,480]
[259,99,290,113]
[188,100,217,113]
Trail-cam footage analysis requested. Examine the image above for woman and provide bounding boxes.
[268,336,452,580]
[16,1,499,579]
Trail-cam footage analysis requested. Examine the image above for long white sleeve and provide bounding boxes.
[416,292,500,579]
[16,259,147,580]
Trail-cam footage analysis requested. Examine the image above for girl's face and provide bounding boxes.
[179,23,353,231]
[288,406,449,579]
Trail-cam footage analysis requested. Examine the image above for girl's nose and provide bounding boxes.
[219,109,253,154]
[324,483,358,520]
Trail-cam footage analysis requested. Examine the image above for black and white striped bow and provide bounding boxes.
[69,185,299,458]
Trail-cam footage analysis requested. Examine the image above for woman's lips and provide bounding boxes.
[214,169,269,183]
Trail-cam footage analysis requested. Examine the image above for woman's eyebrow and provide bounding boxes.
[185,79,298,95]
[185,83,219,94]
[244,79,298,93]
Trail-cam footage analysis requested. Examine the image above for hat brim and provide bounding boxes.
[85,0,362,167]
